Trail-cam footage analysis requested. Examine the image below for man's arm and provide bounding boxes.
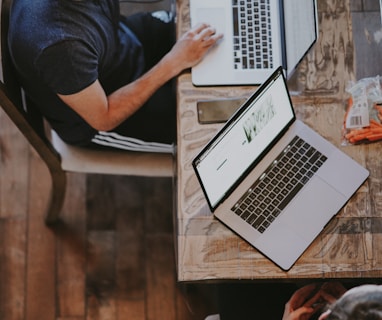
[58,23,223,131]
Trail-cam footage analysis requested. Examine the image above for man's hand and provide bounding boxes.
[282,282,347,320]
[282,284,324,320]
[167,23,223,72]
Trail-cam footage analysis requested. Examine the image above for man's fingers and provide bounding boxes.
[289,284,319,307]
[191,23,223,44]
[290,306,315,320]
[191,22,210,33]
[320,291,337,305]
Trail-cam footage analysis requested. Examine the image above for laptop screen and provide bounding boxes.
[193,68,295,210]
[283,0,318,73]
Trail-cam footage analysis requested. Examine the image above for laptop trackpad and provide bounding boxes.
[278,177,346,241]
[196,8,226,35]
[255,223,307,270]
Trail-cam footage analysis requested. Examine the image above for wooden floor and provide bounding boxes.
[0,0,381,319]
[0,123,218,320]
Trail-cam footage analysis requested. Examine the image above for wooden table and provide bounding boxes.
[175,0,382,282]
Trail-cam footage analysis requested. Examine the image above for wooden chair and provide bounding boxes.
[0,0,174,224]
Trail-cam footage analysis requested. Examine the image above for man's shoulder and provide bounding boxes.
[9,0,99,57]
[11,0,59,23]
[10,0,62,43]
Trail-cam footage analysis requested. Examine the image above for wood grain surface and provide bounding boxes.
[175,0,382,282]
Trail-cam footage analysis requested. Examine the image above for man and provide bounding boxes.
[207,281,382,320]
[283,282,382,320]
[8,0,222,152]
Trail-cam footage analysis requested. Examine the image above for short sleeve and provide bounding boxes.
[36,40,99,95]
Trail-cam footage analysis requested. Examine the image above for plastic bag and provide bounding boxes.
[342,75,382,145]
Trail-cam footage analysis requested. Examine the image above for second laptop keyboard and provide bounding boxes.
[232,136,327,233]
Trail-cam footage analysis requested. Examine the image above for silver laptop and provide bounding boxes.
[190,0,318,86]
[192,67,369,270]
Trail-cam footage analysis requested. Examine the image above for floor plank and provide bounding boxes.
[56,173,87,317]
[0,218,26,320]
[0,109,29,218]
[0,102,28,320]
[86,230,117,319]
[25,149,56,320]
[115,177,146,319]
[146,234,176,320]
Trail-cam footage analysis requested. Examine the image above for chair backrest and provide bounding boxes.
[0,0,63,168]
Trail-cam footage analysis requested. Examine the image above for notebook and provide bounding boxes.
[192,67,369,270]
[189,0,318,86]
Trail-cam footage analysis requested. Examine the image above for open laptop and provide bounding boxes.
[190,0,318,86]
[192,67,369,270]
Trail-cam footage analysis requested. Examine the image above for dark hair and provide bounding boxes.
[327,288,382,320]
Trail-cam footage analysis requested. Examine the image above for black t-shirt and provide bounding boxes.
[8,0,145,145]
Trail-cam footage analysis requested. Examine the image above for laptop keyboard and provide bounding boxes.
[232,0,273,70]
[231,136,327,233]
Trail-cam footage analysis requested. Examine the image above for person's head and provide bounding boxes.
[319,285,382,320]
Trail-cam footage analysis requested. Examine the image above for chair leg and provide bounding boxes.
[45,168,67,225]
